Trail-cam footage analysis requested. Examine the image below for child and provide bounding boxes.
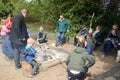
[93,25,104,47]
[106,29,118,47]
[0,20,10,40]
[86,33,94,55]
[37,26,48,43]
[22,38,39,78]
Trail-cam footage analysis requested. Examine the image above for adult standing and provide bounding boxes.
[55,14,70,47]
[9,9,29,69]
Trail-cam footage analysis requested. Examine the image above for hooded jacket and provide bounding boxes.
[66,47,95,72]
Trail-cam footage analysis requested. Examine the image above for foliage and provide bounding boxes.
[0,0,120,37]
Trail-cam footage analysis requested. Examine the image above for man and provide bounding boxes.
[103,24,119,57]
[9,9,29,69]
[66,47,95,80]
[55,14,70,47]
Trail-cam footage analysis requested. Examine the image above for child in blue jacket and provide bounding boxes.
[22,38,39,78]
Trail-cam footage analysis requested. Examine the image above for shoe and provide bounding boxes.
[55,44,58,47]
[29,74,34,78]
[101,55,105,58]
[15,65,21,70]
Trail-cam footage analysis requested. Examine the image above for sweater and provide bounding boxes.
[66,47,95,72]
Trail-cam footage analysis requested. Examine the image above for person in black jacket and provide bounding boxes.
[9,9,29,69]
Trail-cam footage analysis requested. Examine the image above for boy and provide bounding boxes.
[37,26,48,43]
[22,38,39,78]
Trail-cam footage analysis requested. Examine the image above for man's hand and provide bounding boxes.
[54,29,57,32]
[67,30,69,33]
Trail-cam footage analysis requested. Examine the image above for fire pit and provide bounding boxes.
[33,43,69,70]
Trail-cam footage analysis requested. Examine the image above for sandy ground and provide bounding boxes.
[0,39,118,80]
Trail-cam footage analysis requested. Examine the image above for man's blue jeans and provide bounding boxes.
[56,32,65,46]
[13,43,25,69]
[103,41,113,56]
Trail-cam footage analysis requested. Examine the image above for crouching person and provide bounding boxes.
[22,38,39,78]
[66,47,95,80]
[2,35,14,60]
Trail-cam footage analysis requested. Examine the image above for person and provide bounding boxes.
[9,9,29,69]
[74,25,88,46]
[55,14,70,47]
[2,35,14,60]
[37,26,48,43]
[0,20,10,40]
[5,14,13,30]
[103,24,119,57]
[86,33,94,55]
[93,25,104,47]
[77,34,94,55]
[66,47,95,80]
[22,38,39,78]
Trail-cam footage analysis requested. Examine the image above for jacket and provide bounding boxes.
[66,47,95,72]
[22,46,37,62]
[0,25,10,36]
[9,13,29,46]
[56,19,70,33]
[37,31,47,41]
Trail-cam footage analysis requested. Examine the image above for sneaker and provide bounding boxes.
[29,74,34,78]
[101,55,105,58]
[15,65,21,70]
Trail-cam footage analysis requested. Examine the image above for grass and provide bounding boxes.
[26,22,56,35]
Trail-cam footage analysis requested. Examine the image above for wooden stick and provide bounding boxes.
[90,13,95,29]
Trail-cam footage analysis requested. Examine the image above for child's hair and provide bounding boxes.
[96,25,102,30]
[27,38,36,45]
[79,35,85,43]
[111,29,116,34]
[39,26,43,31]
[1,19,5,25]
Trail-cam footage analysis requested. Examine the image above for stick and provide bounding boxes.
[90,13,95,29]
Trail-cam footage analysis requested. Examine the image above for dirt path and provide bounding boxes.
[0,39,118,80]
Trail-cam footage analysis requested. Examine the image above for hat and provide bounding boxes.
[81,25,86,29]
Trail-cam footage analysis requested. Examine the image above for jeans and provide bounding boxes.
[13,43,25,68]
[27,60,39,75]
[67,67,88,80]
[86,44,93,55]
[56,32,65,46]
[103,41,113,56]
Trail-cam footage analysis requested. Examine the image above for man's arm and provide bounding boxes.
[85,54,95,68]
[66,53,71,65]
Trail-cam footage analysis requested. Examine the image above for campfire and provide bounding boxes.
[33,43,69,70]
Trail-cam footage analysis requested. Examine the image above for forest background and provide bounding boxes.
[0,0,120,37]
